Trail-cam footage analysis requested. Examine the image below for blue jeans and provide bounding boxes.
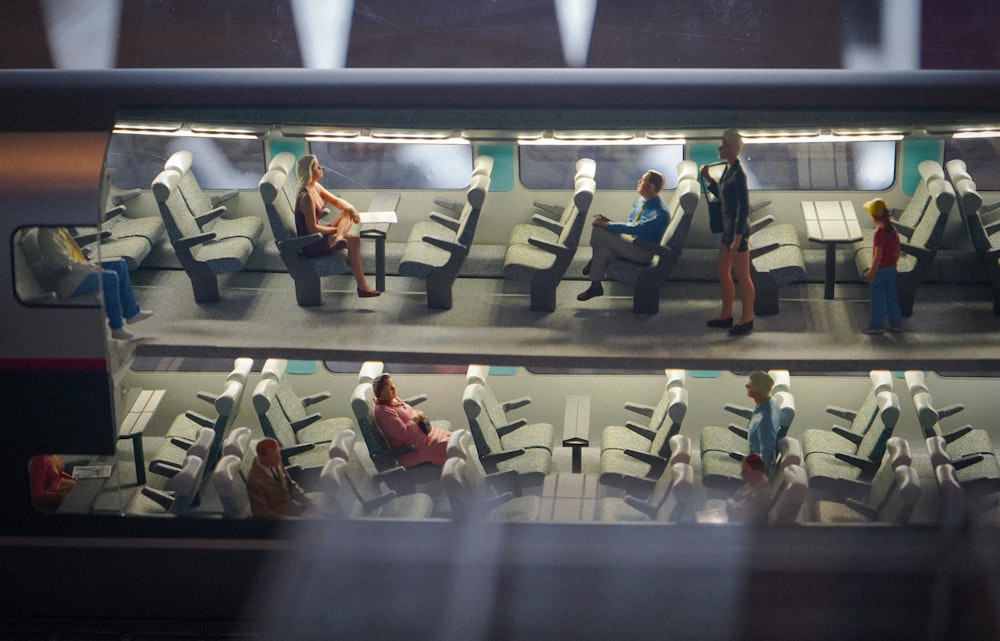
[869,265,902,329]
[72,259,140,330]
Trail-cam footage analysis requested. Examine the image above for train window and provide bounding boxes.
[742,140,897,191]
[518,143,684,190]
[944,137,1000,190]
[310,139,473,190]
[12,226,101,308]
[106,132,265,190]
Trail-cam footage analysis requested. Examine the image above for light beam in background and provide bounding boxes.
[554,0,597,67]
[843,0,920,70]
[40,0,121,69]
[290,0,355,69]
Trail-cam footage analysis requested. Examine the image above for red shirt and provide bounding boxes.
[874,226,900,268]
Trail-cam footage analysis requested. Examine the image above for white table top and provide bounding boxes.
[802,200,863,243]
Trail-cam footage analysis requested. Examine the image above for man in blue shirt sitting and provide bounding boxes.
[578,169,670,301]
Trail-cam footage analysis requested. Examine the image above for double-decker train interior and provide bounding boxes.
[4,2,1000,640]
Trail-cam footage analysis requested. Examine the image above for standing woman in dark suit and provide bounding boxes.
[702,130,755,335]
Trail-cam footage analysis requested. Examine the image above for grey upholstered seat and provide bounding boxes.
[398,156,494,309]
[463,365,555,455]
[258,152,351,306]
[813,445,920,526]
[260,358,355,444]
[129,454,207,516]
[507,157,596,247]
[252,378,331,475]
[461,383,551,484]
[72,187,164,270]
[211,427,255,518]
[502,175,596,311]
[945,160,1000,314]
[595,462,694,523]
[152,151,263,303]
[801,370,894,459]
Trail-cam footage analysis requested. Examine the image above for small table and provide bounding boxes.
[360,192,400,292]
[562,394,591,474]
[118,389,165,486]
[538,473,598,522]
[802,200,863,299]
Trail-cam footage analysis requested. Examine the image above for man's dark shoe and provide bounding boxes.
[577,283,604,301]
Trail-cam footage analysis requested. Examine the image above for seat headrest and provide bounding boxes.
[328,429,356,460]
[320,456,348,493]
[173,455,205,495]
[777,437,802,467]
[441,456,466,487]
[670,462,695,499]
[945,158,968,180]
[358,361,384,384]
[769,370,791,394]
[467,173,490,208]
[885,436,912,468]
[446,429,471,460]
[350,383,375,421]
[925,435,949,467]
[466,364,490,385]
[676,160,699,183]
[918,160,945,185]
[269,151,297,175]
[215,379,243,416]
[935,463,960,493]
[187,427,216,460]
[228,358,254,384]
[876,391,900,428]
[870,370,894,393]
[151,169,181,203]
[251,378,278,414]
[222,426,251,458]
[911,391,939,436]
[165,150,194,176]
[929,177,956,213]
[775,391,796,426]
[956,179,983,212]
[213,454,241,482]
[261,358,288,381]
[668,434,691,465]
[258,169,285,204]
[903,370,926,396]
[472,155,494,177]
[667,386,688,424]
[462,384,484,418]
[573,178,596,211]
[575,157,596,180]
[664,369,686,389]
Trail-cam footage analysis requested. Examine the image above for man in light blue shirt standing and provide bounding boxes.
[745,371,779,472]
[578,169,670,301]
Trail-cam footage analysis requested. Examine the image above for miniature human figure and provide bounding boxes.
[294,154,380,297]
[725,452,771,525]
[745,371,779,473]
[577,170,670,301]
[28,454,76,512]
[30,227,153,340]
[861,197,903,334]
[702,130,755,335]
[246,438,312,517]
[372,373,450,467]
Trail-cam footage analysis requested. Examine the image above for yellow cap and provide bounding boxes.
[863,198,889,217]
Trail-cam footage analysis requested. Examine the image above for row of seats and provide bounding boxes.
[945,159,1000,314]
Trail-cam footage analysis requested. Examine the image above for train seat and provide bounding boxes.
[440,429,540,522]
[905,374,994,462]
[260,358,355,443]
[398,156,494,309]
[318,430,435,519]
[926,434,1000,496]
[152,158,263,303]
[462,382,552,485]
[129,454,206,516]
[766,463,809,525]
[212,453,251,518]
[749,241,807,316]
[599,370,689,493]
[73,188,165,270]
[595,461,694,523]
[145,426,215,489]
[13,227,101,306]
[945,161,1000,313]
[258,153,352,306]
[804,391,901,497]
[604,177,701,314]
[506,157,596,247]
[811,435,911,523]
[852,161,955,316]
[801,370,894,459]
[252,378,331,476]
[501,175,596,311]
[814,462,921,526]
[463,364,555,454]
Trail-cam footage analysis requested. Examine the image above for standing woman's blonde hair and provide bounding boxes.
[295,154,318,188]
[722,129,743,155]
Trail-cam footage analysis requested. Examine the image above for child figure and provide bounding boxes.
[861,198,902,334]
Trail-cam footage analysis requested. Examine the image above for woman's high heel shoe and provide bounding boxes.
[357,288,381,298]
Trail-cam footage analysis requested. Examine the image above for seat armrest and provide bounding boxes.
[428,211,460,231]
[184,410,215,428]
[501,396,532,412]
[619,475,656,500]
[196,390,220,405]
[194,206,227,228]
[831,426,863,445]
[291,414,322,432]
[481,449,525,466]
[899,242,934,262]
[936,403,965,419]
[481,491,515,512]
[623,449,667,471]
[103,205,126,222]
[175,231,217,251]
[724,403,753,420]
[74,230,112,246]
[484,469,524,497]
[361,489,399,514]
[149,460,182,478]
[623,495,658,519]
[280,443,316,460]
[984,220,1000,236]
[748,214,774,234]
[727,424,749,440]
[624,402,655,418]
[372,465,408,484]
[942,425,973,444]
[529,213,563,234]
[894,222,916,238]
[532,200,563,215]
[168,436,194,451]
[301,391,331,407]
[951,453,984,471]
[833,453,878,475]
[276,233,324,253]
[141,487,175,510]
[422,235,465,255]
[728,451,746,462]
[624,422,656,441]
[844,498,880,521]
[750,198,772,214]
[527,237,570,256]
[496,418,528,437]
[749,241,780,259]
[982,200,1000,214]
[433,197,462,212]
[825,405,858,422]
[402,394,428,406]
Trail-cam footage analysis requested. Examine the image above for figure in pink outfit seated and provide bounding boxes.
[372,373,450,467]
[28,454,76,512]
